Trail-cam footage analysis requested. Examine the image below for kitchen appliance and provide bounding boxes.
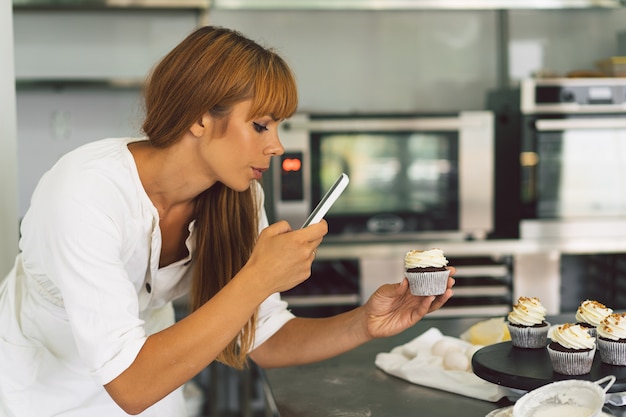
[512,376,615,417]
[489,78,626,239]
[270,111,494,242]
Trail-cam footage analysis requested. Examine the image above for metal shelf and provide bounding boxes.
[13,0,210,9]
[15,79,145,90]
[282,294,360,307]
[212,0,623,10]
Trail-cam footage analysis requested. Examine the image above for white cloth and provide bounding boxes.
[375,327,510,402]
[0,138,294,417]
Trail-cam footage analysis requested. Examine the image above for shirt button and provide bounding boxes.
[145,282,152,293]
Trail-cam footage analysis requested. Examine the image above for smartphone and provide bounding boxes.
[302,173,349,228]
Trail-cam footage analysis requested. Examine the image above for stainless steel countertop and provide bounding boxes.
[315,236,626,260]
[262,315,626,417]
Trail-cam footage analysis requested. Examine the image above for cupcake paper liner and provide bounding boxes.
[404,269,450,296]
[597,338,626,366]
[547,345,596,375]
[507,322,550,349]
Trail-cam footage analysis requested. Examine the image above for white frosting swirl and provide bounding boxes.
[597,313,626,341]
[575,300,613,327]
[507,297,546,326]
[404,248,448,269]
[551,323,595,350]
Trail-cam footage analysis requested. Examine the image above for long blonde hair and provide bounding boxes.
[141,26,298,368]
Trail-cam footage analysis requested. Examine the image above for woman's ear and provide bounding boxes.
[190,113,212,138]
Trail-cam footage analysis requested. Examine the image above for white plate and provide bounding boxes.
[485,408,614,417]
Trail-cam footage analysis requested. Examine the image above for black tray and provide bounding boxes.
[472,341,626,393]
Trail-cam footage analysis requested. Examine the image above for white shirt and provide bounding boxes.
[0,138,294,417]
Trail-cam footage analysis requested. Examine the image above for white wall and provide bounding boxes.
[13,10,199,216]
[11,7,626,217]
[208,8,626,112]
[13,10,198,80]
[209,9,500,113]
[508,9,626,78]
[0,0,19,276]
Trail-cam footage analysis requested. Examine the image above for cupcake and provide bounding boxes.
[575,299,613,337]
[547,323,596,375]
[403,248,450,296]
[597,312,626,366]
[507,297,550,349]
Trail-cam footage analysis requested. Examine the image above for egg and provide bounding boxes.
[431,338,463,357]
[443,350,470,371]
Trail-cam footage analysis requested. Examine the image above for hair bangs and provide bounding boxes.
[249,53,298,121]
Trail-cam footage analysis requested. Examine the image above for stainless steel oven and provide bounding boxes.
[269,111,494,242]
[490,78,626,239]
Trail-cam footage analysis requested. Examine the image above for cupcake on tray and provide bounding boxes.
[547,323,596,375]
[575,299,613,338]
[403,248,450,296]
[597,312,626,366]
[507,296,550,349]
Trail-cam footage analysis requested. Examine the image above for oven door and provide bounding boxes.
[521,115,626,221]
[273,111,494,241]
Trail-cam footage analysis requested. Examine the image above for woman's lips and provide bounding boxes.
[252,167,267,180]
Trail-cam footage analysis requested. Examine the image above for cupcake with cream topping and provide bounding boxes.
[507,297,550,349]
[575,299,613,338]
[597,312,626,366]
[403,248,450,296]
[547,323,596,375]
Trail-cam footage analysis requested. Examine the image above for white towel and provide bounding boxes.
[375,327,512,402]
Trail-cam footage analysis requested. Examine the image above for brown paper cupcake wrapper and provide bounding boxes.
[547,345,596,375]
[404,269,450,296]
[507,323,550,349]
[598,338,626,366]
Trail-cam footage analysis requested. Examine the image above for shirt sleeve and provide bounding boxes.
[252,293,295,351]
[21,160,148,386]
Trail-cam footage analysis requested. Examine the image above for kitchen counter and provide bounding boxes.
[261,315,625,417]
[315,235,626,260]
[261,316,506,417]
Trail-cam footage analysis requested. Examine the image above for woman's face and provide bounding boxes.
[201,99,285,192]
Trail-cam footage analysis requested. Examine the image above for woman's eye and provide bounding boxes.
[253,122,268,133]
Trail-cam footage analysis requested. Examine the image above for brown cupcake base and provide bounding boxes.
[406,266,447,273]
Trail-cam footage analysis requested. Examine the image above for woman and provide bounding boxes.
[0,26,455,416]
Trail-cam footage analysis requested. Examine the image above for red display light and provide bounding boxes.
[282,158,302,172]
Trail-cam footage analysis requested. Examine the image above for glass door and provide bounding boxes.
[526,117,626,219]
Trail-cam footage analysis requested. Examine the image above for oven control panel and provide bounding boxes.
[520,78,626,114]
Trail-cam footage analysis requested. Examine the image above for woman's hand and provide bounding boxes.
[362,267,456,340]
[242,220,328,296]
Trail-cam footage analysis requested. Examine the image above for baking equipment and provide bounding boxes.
[271,111,494,242]
[488,78,626,239]
[512,376,615,417]
[472,341,626,392]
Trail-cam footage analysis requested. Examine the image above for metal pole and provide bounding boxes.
[496,9,510,89]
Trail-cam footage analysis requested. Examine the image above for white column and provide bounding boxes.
[0,0,19,277]
[513,251,561,315]
[359,257,404,303]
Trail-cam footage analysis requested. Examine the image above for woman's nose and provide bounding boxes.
[265,132,285,156]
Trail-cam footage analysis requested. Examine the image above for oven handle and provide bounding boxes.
[535,118,626,131]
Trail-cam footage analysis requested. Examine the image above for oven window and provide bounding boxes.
[537,129,626,218]
[311,131,459,234]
